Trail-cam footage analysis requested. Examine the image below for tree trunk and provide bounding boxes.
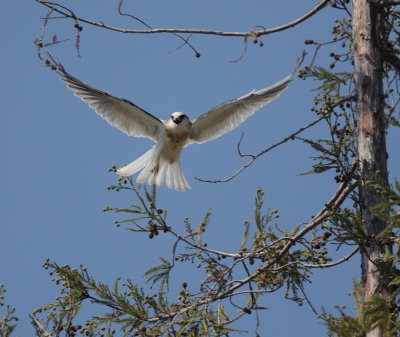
[352,1,391,336]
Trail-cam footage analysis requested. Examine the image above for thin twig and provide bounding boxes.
[144,177,358,324]
[298,283,321,317]
[299,247,359,268]
[195,95,355,183]
[118,0,200,56]
[212,178,358,301]
[37,0,329,38]
[30,314,53,337]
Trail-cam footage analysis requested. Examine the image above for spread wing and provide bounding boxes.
[56,64,163,141]
[189,54,304,144]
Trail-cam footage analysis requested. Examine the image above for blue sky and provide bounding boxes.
[2,1,400,336]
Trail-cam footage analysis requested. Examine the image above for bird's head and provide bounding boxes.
[170,112,189,125]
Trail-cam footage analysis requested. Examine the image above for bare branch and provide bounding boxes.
[298,283,321,317]
[37,0,329,38]
[195,115,324,183]
[300,246,359,268]
[195,95,355,184]
[229,37,249,63]
[30,314,53,337]
[145,176,358,325]
[118,0,200,57]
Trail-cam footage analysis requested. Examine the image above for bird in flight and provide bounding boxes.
[54,60,300,192]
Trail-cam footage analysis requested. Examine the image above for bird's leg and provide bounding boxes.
[151,161,160,174]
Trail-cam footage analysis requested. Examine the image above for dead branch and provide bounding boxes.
[195,95,356,184]
[118,0,200,56]
[37,0,329,38]
[30,314,53,337]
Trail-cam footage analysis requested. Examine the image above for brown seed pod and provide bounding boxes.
[323,231,332,239]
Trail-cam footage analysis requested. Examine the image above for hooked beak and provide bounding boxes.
[172,115,185,124]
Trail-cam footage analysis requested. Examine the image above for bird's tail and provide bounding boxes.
[117,147,191,192]
[117,147,154,177]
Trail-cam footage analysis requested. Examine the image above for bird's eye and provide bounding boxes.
[179,115,185,120]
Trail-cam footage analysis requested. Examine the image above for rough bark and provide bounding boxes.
[352,1,391,336]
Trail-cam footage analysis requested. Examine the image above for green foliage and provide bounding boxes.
[298,46,358,178]
[144,258,172,290]
[0,285,19,337]
[323,279,400,337]
[30,174,364,336]
[368,179,400,238]
[29,1,400,336]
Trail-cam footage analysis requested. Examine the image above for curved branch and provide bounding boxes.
[300,246,359,268]
[195,116,324,183]
[37,0,329,38]
[144,176,358,324]
[195,95,355,183]
[215,178,358,300]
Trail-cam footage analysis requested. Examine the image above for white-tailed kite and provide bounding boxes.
[55,60,300,192]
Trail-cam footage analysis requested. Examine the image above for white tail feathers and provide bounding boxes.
[116,148,154,177]
[117,147,191,192]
